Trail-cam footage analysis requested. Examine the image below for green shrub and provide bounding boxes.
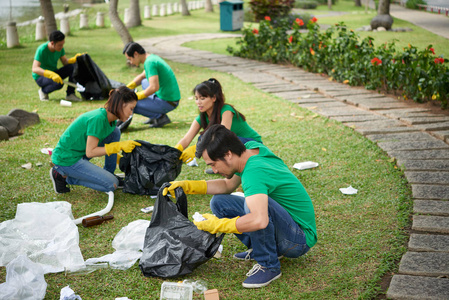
[405,0,427,9]
[227,20,449,108]
[315,0,337,4]
[294,0,319,9]
[249,0,295,21]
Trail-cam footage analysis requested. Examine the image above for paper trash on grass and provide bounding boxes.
[339,186,358,195]
[187,157,199,167]
[40,148,53,155]
[60,285,82,300]
[21,162,32,169]
[293,161,319,170]
[141,206,154,213]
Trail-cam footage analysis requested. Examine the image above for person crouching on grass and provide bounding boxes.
[50,86,141,194]
[163,124,317,288]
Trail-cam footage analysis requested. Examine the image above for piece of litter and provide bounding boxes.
[41,148,53,155]
[141,206,154,213]
[293,161,319,170]
[339,186,358,195]
[302,94,311,98]
[60,285,82,300]
[36,162,43,167]
[21,162,32,169]
[150,195,157,199]
[187,157,199,167]
[193,212,206,222]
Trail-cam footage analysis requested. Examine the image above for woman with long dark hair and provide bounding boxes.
[175,78,262,165]
[50,86,141,194]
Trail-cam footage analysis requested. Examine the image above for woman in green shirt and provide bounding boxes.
[50,86,141,194]
[175,78,262,165]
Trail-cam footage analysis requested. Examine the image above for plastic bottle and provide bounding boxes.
[82,215,114,227]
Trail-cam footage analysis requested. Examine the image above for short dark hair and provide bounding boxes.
[122,42,145,56]
[105,86,137,119]
[49,30,65,42]
[196,124,246,161]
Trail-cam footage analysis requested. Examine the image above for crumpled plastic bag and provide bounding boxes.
[0,202,85,274]
[0,255,47,300]
[119,140,182,195]
[339,186,358,195]
[139,183,224,278]
[85,220,150,270]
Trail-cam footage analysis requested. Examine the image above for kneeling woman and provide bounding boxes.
[50,86,141,194]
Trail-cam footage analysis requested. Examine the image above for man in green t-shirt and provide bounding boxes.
[32,30,82,102]
[120,42,181,130]
[163,124,317,289]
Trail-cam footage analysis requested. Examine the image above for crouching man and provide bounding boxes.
[163,124,317,288]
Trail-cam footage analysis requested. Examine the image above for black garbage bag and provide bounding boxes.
[73,53,123,100]
[139,183,225,278]
[119,140,183,195]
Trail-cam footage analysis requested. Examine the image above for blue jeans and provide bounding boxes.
[53,127,121,192]
[35,64,76,95]
[210,194,310,272]
[133,78,179,119]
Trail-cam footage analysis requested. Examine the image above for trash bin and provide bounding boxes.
[219,0,244,31]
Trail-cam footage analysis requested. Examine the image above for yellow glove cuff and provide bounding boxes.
[136,91,146,100]
[126,81,137,90]
[67,53,82,64]
[174,144,184,152]
[43,70,63,84]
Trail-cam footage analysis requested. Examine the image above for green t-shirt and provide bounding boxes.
[235,141,317,248]
[144,54,180,101]
[195,104,262,143]
[52,108,116,166]
[32,42,65,80]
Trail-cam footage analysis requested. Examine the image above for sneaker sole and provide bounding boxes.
[49,168,61,194]
[242,272,282,288]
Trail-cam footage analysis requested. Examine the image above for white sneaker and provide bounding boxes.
[38,88,48,101]
[66,93,82,102]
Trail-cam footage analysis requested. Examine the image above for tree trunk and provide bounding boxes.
[378,0,390,15]
[355,0,361,7]
[328,0,332,10]
[180,0,191,16]
[205,0,214,12]
[39,0,57,37]
[127,0,142,28]
[109,0,133,45]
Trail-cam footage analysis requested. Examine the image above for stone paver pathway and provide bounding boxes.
[138,32,449,299]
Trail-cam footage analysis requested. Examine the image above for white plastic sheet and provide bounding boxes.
[293,161,319,170]
[339,186,358,195]
[0,202,85,274]
[0,255,47,300]
[85,220,150,270]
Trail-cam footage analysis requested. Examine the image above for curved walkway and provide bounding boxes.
[138,32,449,299]
[390,3,449,40]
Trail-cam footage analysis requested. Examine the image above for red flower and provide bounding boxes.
[252,28,259,34]
[310,48,315,56]
[264,16,271,21]
[311,17,318,23]
[371,57,382,66]
[295,18,304,26]
[288,35,293,43]
[434,57,445,64]
[429,47,435,55]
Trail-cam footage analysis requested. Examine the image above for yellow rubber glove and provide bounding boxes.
[43,70,63,85]
[180,144,196,163]
[126,81,137,89]
[194,213,241,234]
[104,140,141,156]
[136,91,146,100]
[67,53,83,64]
[174,143,184,152]
[162,180,207,198]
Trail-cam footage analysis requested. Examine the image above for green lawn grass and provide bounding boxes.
[0,2,413,299]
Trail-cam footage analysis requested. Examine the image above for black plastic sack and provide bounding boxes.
[73,53,123,100]
[139,183,225,278]
[119,140,183,195]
